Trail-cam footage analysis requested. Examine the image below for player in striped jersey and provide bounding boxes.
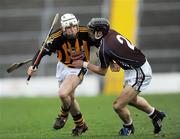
[27,13,97,136]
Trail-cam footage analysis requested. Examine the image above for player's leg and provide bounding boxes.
[53,75,80,130]
[129,95,154,113]
[69,93,80,115]
[113,85,138,136]
[127,60,166,134]
[129,96,166,134]
[70,96,88,136]
[54,74,88,136]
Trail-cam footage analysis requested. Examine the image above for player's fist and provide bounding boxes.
[110,62,120,72]
[27,66,37,76]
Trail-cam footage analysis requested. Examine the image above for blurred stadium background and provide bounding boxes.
[0,0,180,97]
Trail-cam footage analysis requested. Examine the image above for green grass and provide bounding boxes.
[0,93,180,139]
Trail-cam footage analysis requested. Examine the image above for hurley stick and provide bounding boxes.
[26,13,59,83]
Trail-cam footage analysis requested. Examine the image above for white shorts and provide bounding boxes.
[56,62,87,85]
[124,60,152,92]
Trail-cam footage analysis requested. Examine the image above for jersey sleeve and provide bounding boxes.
[44,37,60,54]
[44,29,63,53]
[31,29,62,67]
[99,50,110,68]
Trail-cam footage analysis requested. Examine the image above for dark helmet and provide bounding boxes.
[87,18,110,37]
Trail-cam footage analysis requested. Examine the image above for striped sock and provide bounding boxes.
[72,113,85,127]
[58,106,70,118]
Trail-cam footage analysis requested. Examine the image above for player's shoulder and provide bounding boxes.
[106,29,124,41]
[103,29,122,47]
[108,29,119,36]
[78,26,89,39]
[104,29,118,40]
[50,28,63,39]
[79,26,88,33]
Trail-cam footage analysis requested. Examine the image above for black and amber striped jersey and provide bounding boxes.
[32,26,96,67]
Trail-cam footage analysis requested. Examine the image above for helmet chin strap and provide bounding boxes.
[95,31,103,40]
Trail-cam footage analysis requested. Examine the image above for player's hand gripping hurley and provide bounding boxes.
[26,13,59,84]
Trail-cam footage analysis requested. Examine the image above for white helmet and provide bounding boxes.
[61,13,79,31]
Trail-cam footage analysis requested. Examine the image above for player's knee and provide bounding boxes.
[59,91,68,99]
[113,102,119,112]
[113,100,124,112]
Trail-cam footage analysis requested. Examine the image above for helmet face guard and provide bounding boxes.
[87,18,110,40]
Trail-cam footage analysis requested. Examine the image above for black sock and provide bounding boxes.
[149,109,159,120]
[123,123,134,129]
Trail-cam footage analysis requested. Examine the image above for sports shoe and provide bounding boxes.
[53,116,68,130]
[72,123,88,136]
[119,124,134,136]
[152,111,166,134]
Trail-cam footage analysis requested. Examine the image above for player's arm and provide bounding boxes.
[27,29,62,76]
[31,46,53,67]
[27,39,57,76]
[86,62,108,76]
[72,50,109,76]
[27,46,54,76]
[72,60,108,76]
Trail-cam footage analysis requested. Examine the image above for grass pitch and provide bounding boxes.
[0,93,180,139]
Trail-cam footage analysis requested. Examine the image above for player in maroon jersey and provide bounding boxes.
[72,18,166,136]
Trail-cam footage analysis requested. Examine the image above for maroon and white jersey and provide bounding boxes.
[98,29,146,70]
